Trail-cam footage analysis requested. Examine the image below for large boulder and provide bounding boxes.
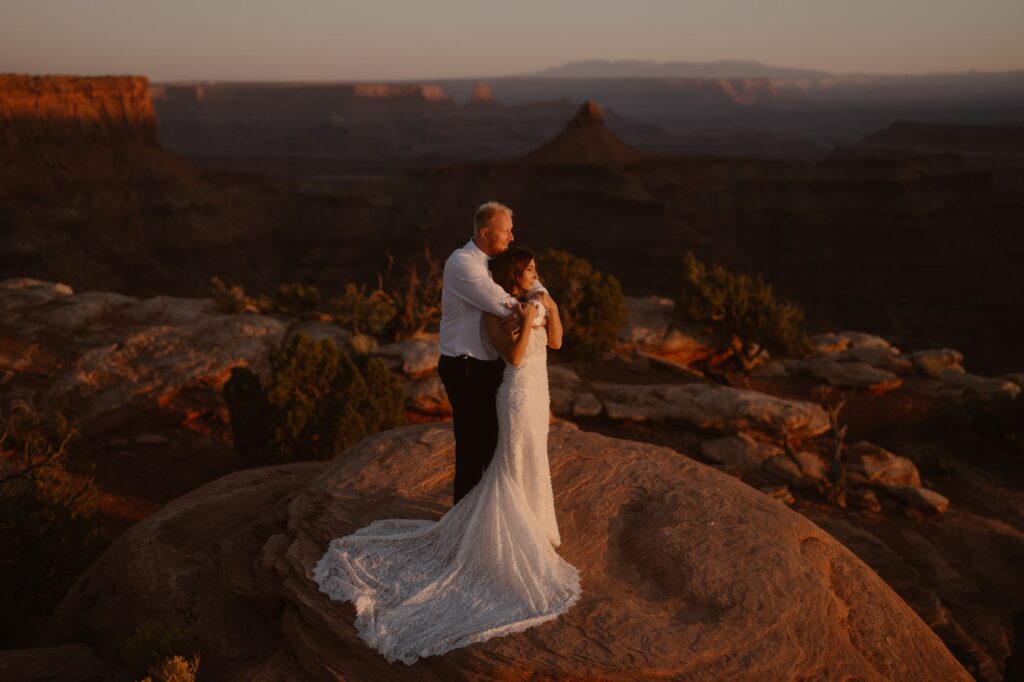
[0,278,288,421]
[592,381,831,438]
[45,424,969,681]
[782,356,903,393]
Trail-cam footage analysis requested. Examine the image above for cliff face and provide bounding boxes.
[0,74,158,148]
[0,75,270,295]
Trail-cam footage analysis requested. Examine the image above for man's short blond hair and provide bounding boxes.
[474,201,513,233]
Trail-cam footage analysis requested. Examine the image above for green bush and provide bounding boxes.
[0,400,105,647]
[271,282,322,316]
[329,282,396,337]
[675,251,813,360]
[537,249,629,361]
[223,335,406,464]
[120,622,199,681]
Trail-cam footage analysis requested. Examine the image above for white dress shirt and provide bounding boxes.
[439,240,545,360]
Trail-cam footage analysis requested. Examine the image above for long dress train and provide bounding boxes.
[312,326,581,664]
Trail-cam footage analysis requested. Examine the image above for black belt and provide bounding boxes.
[441,354,501,363]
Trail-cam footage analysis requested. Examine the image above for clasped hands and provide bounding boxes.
[500,291,557,338]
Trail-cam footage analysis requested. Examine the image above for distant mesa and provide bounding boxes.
[469,83,497,106]
[353,83,451,103]
[521,100,650,166]
[530,58,830,81]
[0,74,158,148]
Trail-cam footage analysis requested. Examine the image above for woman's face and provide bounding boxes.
[518,259,538,293]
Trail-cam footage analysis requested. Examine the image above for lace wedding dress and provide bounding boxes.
[313,325,582,665]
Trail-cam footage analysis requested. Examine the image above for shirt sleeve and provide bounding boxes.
[448,255,518,316]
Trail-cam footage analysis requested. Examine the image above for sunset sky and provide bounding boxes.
[2,0,1023,81]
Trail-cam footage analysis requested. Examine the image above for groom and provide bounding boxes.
[438,201,540,505]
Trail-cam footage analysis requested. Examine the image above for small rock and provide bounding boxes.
[548,366,601,418]
[376,336,440,378]
[846,441,921,488]
[836,331,897,351]
[759,484,795,505]
[907,349,964,379]
[619,296,718,363]
[701,433,783,470]
[764,455,815,488]
[784,356,902,393]
[133,433,169,446]
[846,488,882,513]
[884,485,950,514]
[792,450,828,481]
[837,345,912,373]
[751,360,789,379]
[572,392,603,418]
[937,366,1021,399]
[810,332,851,354]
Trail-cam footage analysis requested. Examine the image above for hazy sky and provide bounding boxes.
[2,0,1022,81]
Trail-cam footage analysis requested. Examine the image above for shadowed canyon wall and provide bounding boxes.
[3,77,1023,372]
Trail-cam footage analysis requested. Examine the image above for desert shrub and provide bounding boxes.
[383,249,444,340]
[537,248,629,361]
[223,335,406,464]
[329,282,397,337]
[138,653,201,682]
[675,250,813,362]
[0,400,105,647]
[210,276,250,313]
[271,282,322,316]
[120,622,200,681]
[210,277,272,315]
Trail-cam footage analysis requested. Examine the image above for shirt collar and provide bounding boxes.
[465,238,493,261]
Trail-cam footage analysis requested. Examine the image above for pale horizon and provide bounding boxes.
[2,0,1023,82]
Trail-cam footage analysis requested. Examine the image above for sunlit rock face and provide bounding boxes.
[44,423,970,681]
[0,74,158,148]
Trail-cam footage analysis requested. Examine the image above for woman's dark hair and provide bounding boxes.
[488,247,535,300]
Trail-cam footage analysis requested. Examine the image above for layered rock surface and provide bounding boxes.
[44,424,970,681]
[0,74,158,148]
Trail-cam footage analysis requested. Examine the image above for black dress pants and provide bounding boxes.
[437,354,506,505]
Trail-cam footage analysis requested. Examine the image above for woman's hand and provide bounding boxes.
[520,301,540,325]
[530,291,557,312]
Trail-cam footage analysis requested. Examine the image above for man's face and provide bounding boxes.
[480,213,514,256]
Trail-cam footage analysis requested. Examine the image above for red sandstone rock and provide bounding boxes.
[45,424,970,680]
[521,100,650,166]
[0,74,157,148]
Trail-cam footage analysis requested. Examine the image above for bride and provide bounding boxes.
[313,247,582,665]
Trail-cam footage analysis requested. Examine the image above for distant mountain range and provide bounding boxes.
[529,59,831,80]
[527,58,1024,80]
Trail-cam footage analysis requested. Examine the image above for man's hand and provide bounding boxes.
[500,308,522,337]
[530,290,557,311]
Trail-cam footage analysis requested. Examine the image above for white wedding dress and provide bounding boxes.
[313,325,582,665]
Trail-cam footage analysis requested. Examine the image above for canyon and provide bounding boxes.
[3,75,1023,372]
[1,73,1023,678]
